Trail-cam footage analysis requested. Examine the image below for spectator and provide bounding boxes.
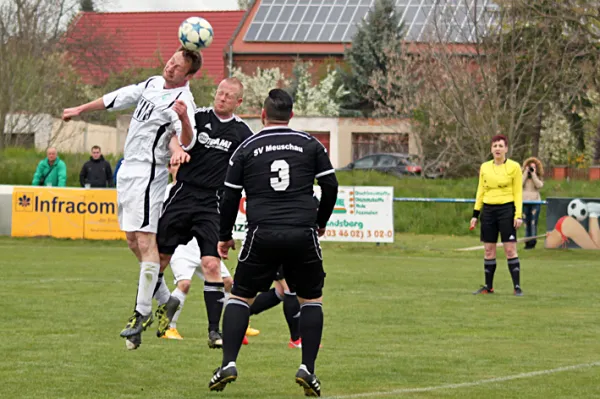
[113,157,124,187]
[32,147,67,187]
[522,157,544,249]
[80,145,113,188]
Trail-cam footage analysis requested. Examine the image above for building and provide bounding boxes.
[65,10,245,84]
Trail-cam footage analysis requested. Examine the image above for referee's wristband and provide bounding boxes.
[472,210,481,219]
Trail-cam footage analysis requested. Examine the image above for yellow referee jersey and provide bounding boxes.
[474,159,523,219]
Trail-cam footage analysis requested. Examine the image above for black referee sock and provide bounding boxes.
[283,292,301,341]
[221,299,250,367]
[300,302,323,374]
[204,281,225,332]
[249,288,282,315]
[507,257,521,289]
[484,258,496,289]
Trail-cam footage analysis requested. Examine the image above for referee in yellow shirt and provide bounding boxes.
[469,134,524,296]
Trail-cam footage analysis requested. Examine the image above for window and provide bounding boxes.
[5,133,34,148]
[376,155,399,167]
[351,133,409,161]
[353,155,378,169]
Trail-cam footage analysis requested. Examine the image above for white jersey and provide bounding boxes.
[103,76,196,166]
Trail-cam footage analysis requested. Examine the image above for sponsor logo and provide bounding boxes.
[197,131,232,152]
[14,192,116,215]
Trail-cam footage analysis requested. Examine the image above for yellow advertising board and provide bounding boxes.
[11,187,125,240]
[12,187,85,239]
[83,189,125,240]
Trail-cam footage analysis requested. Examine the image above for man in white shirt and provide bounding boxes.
[61,48,201,350]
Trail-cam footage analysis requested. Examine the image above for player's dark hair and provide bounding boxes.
[491,134,508,147]
[263,89,293,122]
[178,47,202,76]
[91,145,101,151]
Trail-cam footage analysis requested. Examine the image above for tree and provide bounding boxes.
[287,60,347,116]
[494,0,600,158]
[229,66,289,115]
[0,0,84,148]
[79,0,95,12]
[339,0,406,115]
[369,0,593,175]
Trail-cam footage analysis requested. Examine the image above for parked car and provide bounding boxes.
[337,153,423,177]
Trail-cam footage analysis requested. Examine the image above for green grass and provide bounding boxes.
[337,170,600,236]
[1,235,599,398]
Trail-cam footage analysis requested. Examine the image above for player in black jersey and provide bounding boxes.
[155,77,253,348]
[209,89,338,397]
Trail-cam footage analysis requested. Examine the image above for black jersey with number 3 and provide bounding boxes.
[224,126,336,228]
[176,107,253,190]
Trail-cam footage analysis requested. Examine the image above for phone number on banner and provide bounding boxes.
[232,224,394,243]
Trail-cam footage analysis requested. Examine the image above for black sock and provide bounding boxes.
[508,257,521,288]
[484,258,496,289]
[250,288,282,315]
[204,281,225,332]
[152,273,164,296]
[221,299,250,367]
[300,303,323,374]
[283,292,300,341]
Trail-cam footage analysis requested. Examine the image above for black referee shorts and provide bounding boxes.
[157,182,220,258]
[231,227,325,300]
[480,202,517,243]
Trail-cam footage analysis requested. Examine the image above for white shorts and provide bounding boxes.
[170,237,231,283]
[117,161,169,234]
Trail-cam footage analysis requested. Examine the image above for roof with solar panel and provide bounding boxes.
[241,0,499,44]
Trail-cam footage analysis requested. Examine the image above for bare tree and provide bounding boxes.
[369,0,594,175]
[0,0,84,149]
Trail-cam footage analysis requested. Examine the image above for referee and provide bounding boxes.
[469,134,524,296]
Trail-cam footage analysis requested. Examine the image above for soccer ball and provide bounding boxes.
[567,198,588,222]
[178,17,214,51]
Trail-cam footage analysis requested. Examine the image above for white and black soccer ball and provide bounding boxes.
[567,198,588,222]
[178,17,214,51]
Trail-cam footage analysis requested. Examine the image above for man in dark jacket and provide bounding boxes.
[80,145,113,188]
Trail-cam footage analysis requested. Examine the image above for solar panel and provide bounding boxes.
[243,0,498,43]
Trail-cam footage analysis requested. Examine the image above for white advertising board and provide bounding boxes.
[232,186,394,243]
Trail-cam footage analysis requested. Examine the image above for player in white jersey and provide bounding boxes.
[61,48,202,350]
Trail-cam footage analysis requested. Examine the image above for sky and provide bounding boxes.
[104,0,239,12]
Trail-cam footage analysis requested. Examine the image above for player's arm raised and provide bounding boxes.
[62,78,150,121]
[171,99,196,149]
[314,141,339,237]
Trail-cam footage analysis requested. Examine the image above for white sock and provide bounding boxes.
[587,202,600,218]
[153,275,170,306]
[135,261,160,316]
[170,288,187,328]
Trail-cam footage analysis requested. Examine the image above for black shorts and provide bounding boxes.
[231,227,325,300]
[157,182,220,258]
[480,202,517,243]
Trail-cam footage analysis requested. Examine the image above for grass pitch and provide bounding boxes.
[0,234,598,398]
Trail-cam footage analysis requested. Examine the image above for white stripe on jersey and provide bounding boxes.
[104,76,196,165]
[315,169,335,178]
[224,181,243,190]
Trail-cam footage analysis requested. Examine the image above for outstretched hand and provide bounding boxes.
[62,107,80,122]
